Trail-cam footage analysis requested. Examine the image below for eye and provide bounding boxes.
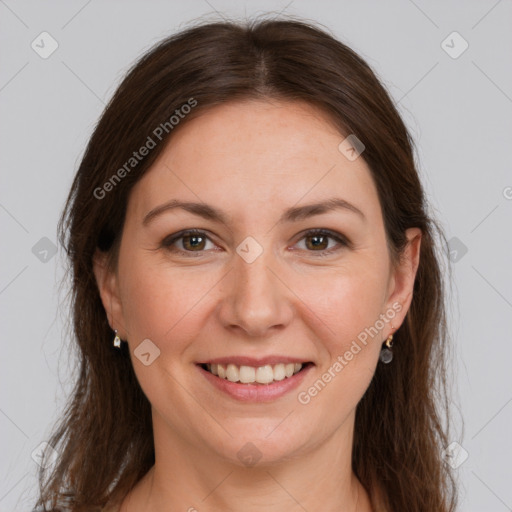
[161,229,216,256]
[161,228,349,257]
[293,228,348,256]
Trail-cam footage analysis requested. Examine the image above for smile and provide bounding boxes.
[201,362,307,385]
[196,360,314,402]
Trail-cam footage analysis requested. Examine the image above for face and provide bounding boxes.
[94,99,420,467]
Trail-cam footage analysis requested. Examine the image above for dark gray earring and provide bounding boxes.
[379,332,394,364]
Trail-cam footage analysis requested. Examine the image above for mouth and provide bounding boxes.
[197,361,314,385]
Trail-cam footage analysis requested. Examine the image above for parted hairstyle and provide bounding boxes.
[35,15,458,512]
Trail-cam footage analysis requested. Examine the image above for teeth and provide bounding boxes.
[205,362,304,384]
[273,364,286,381]
[239,365,255,383]
[256,365,274,384]
[226,364,239,383]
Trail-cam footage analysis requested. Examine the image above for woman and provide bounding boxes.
[35,16,458,512]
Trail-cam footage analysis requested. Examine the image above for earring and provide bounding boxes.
[113,329,122,348]
[379,330,394,364]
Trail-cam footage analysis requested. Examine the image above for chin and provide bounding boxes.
[208,427,310,468]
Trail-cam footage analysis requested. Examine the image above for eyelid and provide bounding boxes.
[161,229,218,256]
[161,228,350,256]
[291,228,350,255]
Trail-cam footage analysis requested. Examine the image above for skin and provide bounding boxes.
[94,99,421,512]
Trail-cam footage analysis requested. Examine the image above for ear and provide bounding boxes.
[92,248,127,339]
[383,227,422,335]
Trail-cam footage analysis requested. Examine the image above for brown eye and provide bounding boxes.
[295,229,348,255]
[305,233,329,251]
[181,233,207,251]
[162,230,214,254]
[162,228,348,257]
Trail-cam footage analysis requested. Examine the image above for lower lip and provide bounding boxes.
[197,364,313,402]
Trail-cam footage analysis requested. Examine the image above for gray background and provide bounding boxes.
[1,0,511,510]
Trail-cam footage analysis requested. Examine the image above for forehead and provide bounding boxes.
[128,100,381,224]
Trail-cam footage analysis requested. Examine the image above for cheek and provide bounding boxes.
[304,257,390,349]
[296,268,387,418]
[118,251,218,347]
[118,237,390,359]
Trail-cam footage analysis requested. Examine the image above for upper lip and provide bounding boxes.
[197,356,312,367]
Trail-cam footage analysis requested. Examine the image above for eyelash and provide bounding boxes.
[161,228,349,257]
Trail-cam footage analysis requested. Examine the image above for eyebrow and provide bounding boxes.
[142,197,365,227]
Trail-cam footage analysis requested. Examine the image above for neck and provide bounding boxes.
[120,409,373,512]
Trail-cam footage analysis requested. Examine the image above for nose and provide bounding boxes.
[216,249,294,339]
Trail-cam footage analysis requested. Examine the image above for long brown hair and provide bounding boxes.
[35,16,458,511]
